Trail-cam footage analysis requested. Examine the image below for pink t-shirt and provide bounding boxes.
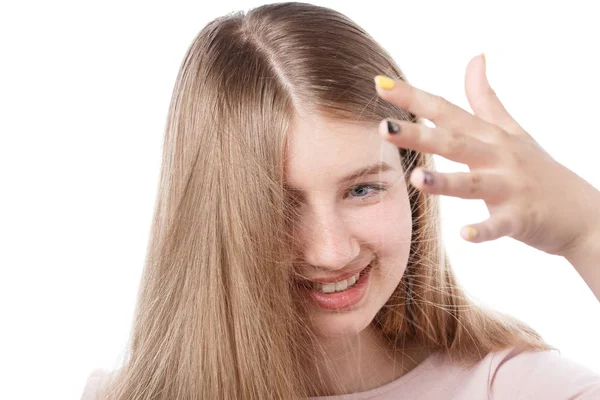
[81,346,600,399]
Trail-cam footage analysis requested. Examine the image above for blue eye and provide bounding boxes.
[346,183,387,200]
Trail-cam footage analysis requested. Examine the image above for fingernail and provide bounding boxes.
[375,75,395,89]
[422,170,434,185]
[462,226,478,241]
[387,120,401,134]
[479,52,490,83]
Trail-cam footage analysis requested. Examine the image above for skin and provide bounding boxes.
[284,113,431,393]
[374,53,600,302]
[285,112,411,338]
[283,53,600,394]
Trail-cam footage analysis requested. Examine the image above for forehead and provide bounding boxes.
[284,113,401,187]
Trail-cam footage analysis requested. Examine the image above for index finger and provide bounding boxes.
[374,75,499,141]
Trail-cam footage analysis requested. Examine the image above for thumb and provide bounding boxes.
[465,53,524,135]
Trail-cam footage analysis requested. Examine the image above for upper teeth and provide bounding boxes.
[312,272,361,293]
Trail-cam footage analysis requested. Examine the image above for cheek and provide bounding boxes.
[353,192,412,251]
[372,198,413,285]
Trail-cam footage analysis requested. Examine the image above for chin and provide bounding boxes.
[309,308,375,338]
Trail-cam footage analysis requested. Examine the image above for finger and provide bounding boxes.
[464,54,526,136]
[409,168,509,202]
[460,212,516,243]
[374,75,501,142]
[380,119,499,168]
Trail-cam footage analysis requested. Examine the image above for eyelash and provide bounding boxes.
[345,183,388,201]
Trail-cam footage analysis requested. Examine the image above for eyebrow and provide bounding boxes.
[284,161,395,192]
[336,161,395,185]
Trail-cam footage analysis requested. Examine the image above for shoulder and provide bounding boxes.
[80,369,112,400]
[488,346,600,399]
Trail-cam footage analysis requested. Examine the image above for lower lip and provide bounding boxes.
[303,264,372,311]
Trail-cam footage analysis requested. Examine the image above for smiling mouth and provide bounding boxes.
[295,263,373,293]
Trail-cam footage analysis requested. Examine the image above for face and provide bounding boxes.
[284,112,413,338]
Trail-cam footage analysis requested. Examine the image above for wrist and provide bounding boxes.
[561,183,600,265]
[561,227,599,267]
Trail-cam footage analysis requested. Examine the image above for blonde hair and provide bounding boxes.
[97,2,557,399]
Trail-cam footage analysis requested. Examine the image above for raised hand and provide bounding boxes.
[373,54,600,261]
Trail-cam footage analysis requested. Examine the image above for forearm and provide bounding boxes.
[563,229,600,303]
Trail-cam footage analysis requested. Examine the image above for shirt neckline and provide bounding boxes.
[307,349,441,399]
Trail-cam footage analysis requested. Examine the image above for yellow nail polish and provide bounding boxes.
[375,75,395,89]
[463,227,478,240]
[481,52,486,67]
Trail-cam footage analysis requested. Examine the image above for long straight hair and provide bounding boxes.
[97,2,556,398]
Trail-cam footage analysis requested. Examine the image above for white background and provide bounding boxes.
[1,1,599,399]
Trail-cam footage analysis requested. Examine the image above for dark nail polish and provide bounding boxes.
[422,171,434,185]
[387,120,401,134]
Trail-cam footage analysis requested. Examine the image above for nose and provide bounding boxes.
[299,206,360,272]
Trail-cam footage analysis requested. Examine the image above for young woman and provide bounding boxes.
[81,2,600,399]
